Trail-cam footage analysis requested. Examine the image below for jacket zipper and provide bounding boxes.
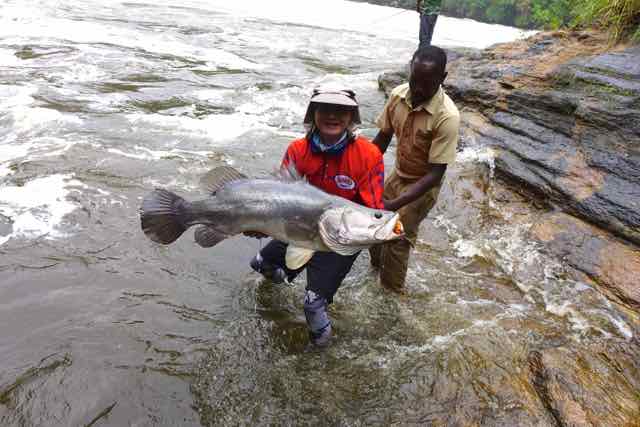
[322,155,328,181]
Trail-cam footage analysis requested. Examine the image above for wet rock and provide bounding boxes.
[530,212,640,312]
[528,341,640,426]
[448,33,640,248]
[377,47,482,94]
[378,31,640,311]
[378,69,407,94]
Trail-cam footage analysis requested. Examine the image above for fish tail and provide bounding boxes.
[140,189,190,244]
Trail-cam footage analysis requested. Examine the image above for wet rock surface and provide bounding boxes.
[378,33,640,425]
[379,31,640,312]
[528,340,640,427]
[530,212,640,312]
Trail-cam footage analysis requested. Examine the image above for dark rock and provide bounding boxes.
[377,31,640,311]
[528,341,640,426]
[445,34,640,248]
[377,47,482,94]
[452,34,640,307]
[530,212,640,312]
[378,69,407,94]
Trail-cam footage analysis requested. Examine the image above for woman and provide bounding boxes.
[249,87,385,346]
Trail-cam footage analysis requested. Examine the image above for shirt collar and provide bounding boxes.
[400,84,443,115]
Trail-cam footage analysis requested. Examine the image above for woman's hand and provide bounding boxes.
[243,231,268,239]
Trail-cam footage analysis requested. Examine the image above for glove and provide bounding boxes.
[243,231,268,239]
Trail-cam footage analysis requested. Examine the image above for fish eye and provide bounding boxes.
[374,212,383,219]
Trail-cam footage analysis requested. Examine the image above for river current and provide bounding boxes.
[0,1,636,426]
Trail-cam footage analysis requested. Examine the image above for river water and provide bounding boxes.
[0,1,637,426]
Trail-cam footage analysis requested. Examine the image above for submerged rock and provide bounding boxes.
[528,340,640,426]
[378,31,640,313]
[530,212,640,312]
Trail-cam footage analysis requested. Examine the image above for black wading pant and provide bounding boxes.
[258,239,359,304]
[419,13,438,48]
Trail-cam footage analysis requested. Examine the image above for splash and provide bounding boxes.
[0,174,86,245]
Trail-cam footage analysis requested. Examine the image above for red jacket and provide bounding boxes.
[281,135,385,209]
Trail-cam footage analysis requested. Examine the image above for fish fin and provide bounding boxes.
[140,189,189,244]
[276,162,307,182]
[199,166,248,194]
[285,246,315,270]
[194,225,228,248]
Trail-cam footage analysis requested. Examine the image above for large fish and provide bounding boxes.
[140,166,404,269]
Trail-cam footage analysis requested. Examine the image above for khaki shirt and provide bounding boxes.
[376,83,460,179]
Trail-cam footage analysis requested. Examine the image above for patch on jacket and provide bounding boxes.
[334,174,356,190]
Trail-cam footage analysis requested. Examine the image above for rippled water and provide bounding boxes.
[0,1,636,426]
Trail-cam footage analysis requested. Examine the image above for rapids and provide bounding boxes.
[0,0,637,425]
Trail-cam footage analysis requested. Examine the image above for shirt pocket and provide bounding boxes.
[414,128,433,154]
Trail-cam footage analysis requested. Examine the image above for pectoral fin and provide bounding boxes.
[194,225,228,248]
[285,246,315,270]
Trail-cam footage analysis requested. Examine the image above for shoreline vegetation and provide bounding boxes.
[354,0,640,41]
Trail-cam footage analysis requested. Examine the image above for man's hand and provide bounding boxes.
[416,0,422,13]
[383,198,400,212]
[243,231,268,239]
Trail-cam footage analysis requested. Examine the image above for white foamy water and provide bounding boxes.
[0,174,86,245]
[126,111,276,142]
[0,0,533,71]
[0,0,626,343]
[431,215,634,341]
[182,0,534,48]
[1,2,637,426]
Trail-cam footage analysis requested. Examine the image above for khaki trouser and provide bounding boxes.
[369,170,440,291]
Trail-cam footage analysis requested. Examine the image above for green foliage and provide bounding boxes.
[572,0,640,42]
[439,0,573,28]
[351,0,639,39]
[531,0,572,28]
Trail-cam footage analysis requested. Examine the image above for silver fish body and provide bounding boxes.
[140,167,404,256]
[188,179,333,250]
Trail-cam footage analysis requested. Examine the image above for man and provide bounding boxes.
[371,45,459,293]
[249,87,385,346]
[417,0,442,47]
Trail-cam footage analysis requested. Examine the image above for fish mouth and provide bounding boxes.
[374,213,404,240]
[393,218,404,235]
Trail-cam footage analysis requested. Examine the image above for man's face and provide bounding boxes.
[409,60,445,107]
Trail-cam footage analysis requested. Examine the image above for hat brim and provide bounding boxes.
[309,93,358,107]
[303,103,361,125]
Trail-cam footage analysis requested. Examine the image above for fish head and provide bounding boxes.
[318,204,404,255]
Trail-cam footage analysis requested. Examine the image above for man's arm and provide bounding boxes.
[372,130,393,155]
[383,163,446,211]
[416,0,422,13]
